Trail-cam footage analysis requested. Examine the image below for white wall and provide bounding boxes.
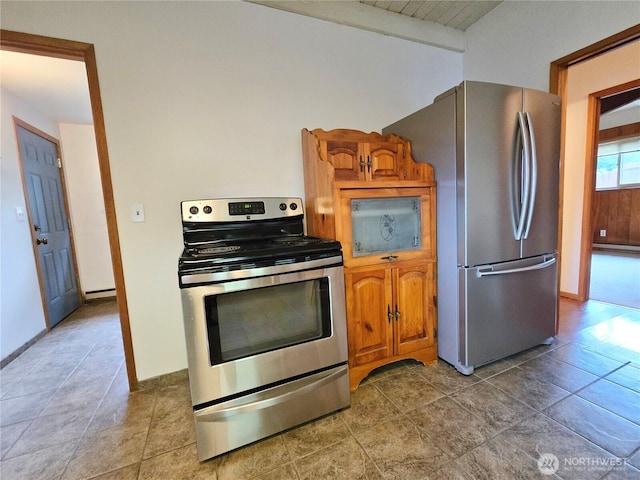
[0,88,53,360]
[464,1,640,92]
[1,1,462,380]
[59,123,115,296]
[562,41,640,294]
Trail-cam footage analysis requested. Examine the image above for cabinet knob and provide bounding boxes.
[380,255,398,261]
[387,305,393,323]
[367,156,372,173]
[395,305,401,320]
[359,156,365,172]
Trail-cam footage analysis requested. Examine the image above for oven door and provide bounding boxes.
[180,262,347,406]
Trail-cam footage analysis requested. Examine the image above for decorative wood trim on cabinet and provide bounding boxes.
[302,128,438,390]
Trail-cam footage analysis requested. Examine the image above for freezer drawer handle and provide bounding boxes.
[194,366,347,422]
[476,257,556,278]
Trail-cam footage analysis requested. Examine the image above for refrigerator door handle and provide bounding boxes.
[512,112,531,241]
[522,112,538,239]
[476,256,556,278]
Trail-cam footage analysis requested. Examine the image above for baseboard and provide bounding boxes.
[560,291,581,300]
[84,288,117,301]
[1,329,48,369]
[137,368,189,390]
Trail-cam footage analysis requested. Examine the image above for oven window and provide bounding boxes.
[204,278,332,364]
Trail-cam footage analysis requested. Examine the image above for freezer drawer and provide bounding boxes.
[459,254,557,368]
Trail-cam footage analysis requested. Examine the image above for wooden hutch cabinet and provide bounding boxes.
[302,128,438,390]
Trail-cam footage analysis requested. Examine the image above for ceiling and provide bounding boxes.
[1,49,92,125]
[350,1,502,31]
[1,1,501,126]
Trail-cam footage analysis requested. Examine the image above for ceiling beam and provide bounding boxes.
[247,1,466,52]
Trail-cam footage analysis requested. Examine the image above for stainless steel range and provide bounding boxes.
[178,197,349,461]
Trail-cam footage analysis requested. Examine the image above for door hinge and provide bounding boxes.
[57,157,62,168]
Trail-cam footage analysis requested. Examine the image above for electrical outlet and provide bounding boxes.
[131,204,145,223]
[599,229,606,237]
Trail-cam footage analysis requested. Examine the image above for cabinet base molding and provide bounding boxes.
[348,346,437,391]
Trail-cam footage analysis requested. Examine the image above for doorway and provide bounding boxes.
[550,24,640,303]
[1,30,138,390]
[588,86,640,309]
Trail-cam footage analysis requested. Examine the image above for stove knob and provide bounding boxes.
[279,203,287,211]
[203,205,212,214]
[289,202,298,211]
[189,206,199,215]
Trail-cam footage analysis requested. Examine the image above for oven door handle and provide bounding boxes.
[194,366,347,422]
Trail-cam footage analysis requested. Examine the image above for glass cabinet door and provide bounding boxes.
[350,196,421,257]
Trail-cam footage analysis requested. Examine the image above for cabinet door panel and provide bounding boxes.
[394,263,436,355]
[346,268,392,366]
[325,140,363,181]
[368,142,402,181]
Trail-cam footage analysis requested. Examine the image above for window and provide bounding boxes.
[596,137,640,190]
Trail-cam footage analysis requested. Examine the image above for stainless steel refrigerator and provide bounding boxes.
[383,81,561,374]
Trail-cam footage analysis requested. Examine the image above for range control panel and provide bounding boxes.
[181,197,302,223]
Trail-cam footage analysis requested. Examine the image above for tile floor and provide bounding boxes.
[1,298,639,479]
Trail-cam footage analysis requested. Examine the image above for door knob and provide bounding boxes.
[36,237,48,245]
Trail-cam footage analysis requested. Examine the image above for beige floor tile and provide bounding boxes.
[411,360,481,395]
[60,418,149,480]
[486,365,571,411]
[142,384,195,459]
[605,363,640,393]
[5,409,93,458]
[339,383,401,433]
[578,378,640,425]
[294,436,383,480]
[217,435,291,480]
[501,413,618,480]
[40,377,111,418]
[138,443,216,480]
[0,420,31,459]
[373,369,444,413]
[355,416,449,479]
[455,436,544,479]
[87,388,156,434]
[410,396,494,458]
[86,463,140,480]
[282,411,350,458]
[517,355,599,393]
[545,395,640,458]
[0,439,77,480]
[548,343,626,377]
[450,381,537,432]
[0,389,55,427]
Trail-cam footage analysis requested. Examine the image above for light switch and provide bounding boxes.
[16,207,27,222]
[131,203,145,223]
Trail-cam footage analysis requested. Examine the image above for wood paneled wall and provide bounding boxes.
[592,187,640,245]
